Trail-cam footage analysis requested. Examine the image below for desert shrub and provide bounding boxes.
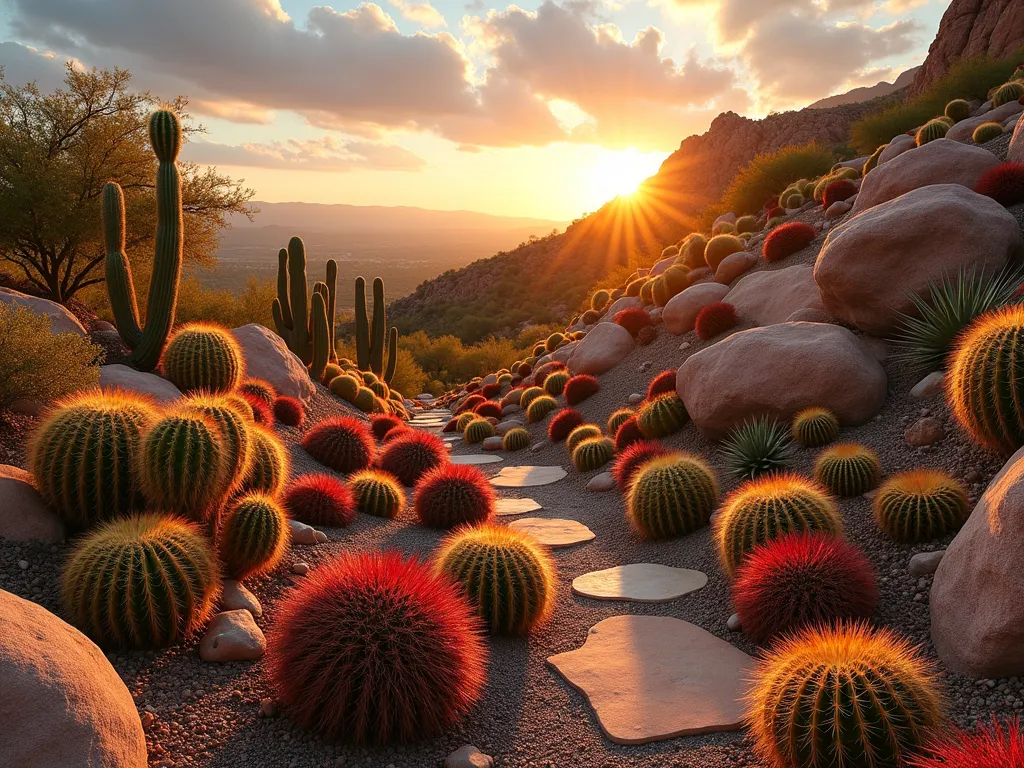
[976,162,1024,206]
[695,302,737,340]
[874,469,969,542]
[814,443,882,497]
[0,303,102,410]
[266,552,487,743]
[720,143,835,216]
[720,416,794,480]
[762,222,816,262]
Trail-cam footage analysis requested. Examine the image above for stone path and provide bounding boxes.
[490,466,567,487]
[547,616,754,745]
[572,564,707,603]
[508,517,594,548]
[450,454,503,465]
[494,498,542,516]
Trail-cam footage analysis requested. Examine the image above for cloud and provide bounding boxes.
[387,0,447,27]
[181,135,428,172]
[743,13,921,103]
[0,41,77,91]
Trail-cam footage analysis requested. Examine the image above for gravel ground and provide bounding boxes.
[3,173,1024,768]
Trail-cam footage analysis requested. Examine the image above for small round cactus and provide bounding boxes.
[548,408,585,442]
[302,416,376,474]
[611,439,669,491]
[792,407,840,447]
[992,81,1024,107]
[502,427,530,451]
[613,308,653,338]
[873,469,969,542]
[822,179,857,208]
[239,378,276,406]
[695,302,737,340]
[916,119,949,146]
[473,401,502,419]
[543,371,569,396]
[566,423,602,453]
[572,436,614,472]
[328,373,360,402]
[181,392,253,490]
[455,411,478,432]
[912,719,1024,768]
[636,392,688,439]
[239,424,289,497]
[219,492,289,579]
[61,513,221,648]
[591,289,610,311]
[352,387,377,413]
[715,473,841,577]
[377,431,448,486]
[348,469,406,518]
[972,121,1004,144]
[273,396,305,428]
[434,522,556,635]
[370,414,404,442]
[762,222,816,262]
[161,322,245,393]
[626,453,718,539]
[519,386,545,411]
[283,474,357,528]
[944,98,971,122]
[814,442,881,497]
[464,418,497,444]
[704,234,744,271]
[414,463,494,529]
[646,370,676,400]
[975,161,1024,206]
[614,416,644,450]
[606,408,633,435]
[526,394,558,423]
[564,374,600,405]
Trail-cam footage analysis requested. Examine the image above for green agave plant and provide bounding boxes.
[891,265,1024,373]
[720,415,794,481]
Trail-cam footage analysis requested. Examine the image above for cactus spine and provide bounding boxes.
[626,453,718,539]
[349,469,406,518]
[272,237,337,368]
[103,110,183,371]
[161,322,245,393]
[219,493,289,579]
[572,437,615,472]
[874,469,969,542]
[814,443,881,497]
[502,427,530,451]
[355,276,399,384]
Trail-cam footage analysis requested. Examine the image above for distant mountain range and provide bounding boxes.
[807,67,921,110]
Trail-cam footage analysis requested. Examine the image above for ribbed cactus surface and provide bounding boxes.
[874,469,968,542]
[162,322,245,393]
[637,393,688,438]
[181,393,253,491]
[814,443,881,497]
[572,437,614,472]
[354,276,399,384]
[566,424,602,453]
[348,469,406,518]
[219,493,289,579]
[240,424,290,497]
[791,407,840,447]
[626,453,718,539]
[502,427,530,451]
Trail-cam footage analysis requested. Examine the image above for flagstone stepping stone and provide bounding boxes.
[508,518,594,548]
[572,564,707,603]
[442,435,462,442]
[450,454,503,465]
[494,497,542,516]
[491,466,567,487]
[548,615,754,745]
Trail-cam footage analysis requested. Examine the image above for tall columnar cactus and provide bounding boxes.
[103,109,184,372]
[355,276,398,384]
[61,513,221,648]
[272,236,337,369]
[30,391,157,530]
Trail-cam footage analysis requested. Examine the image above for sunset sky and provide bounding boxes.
[0,0,948,220]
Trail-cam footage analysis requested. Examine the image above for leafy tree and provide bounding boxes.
[0,64,254,302]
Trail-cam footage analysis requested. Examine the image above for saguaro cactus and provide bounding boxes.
[103,109,183,372]
[271,236,337,371]
[355,276,398,384]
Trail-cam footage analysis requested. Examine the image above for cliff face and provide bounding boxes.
[807,67,920,110]
[908,0,1024,98]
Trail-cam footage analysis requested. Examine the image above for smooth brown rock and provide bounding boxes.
[726,264,823,327]
[677,322,887,441]
[1011,113,1024,163]
[572,564,707,602]
[946,102,1024,142]
[508,517,594,548]
[548,615,754,744]
[231,323,313,402]
[450,454,502,465]
[199,610,266,662]
[0,465,65,543]
[0,287,86,336]
[221,580,262,618]
[0,589,147,767]
[494,497,542,516]
[815,185,1020,336]
[586,472,616,492]
[932,446,1024,677]
[445,745,494,768]
[99,364,181,404]
[906,417,945,446]
[877,134,916,165]
[567,322,634,376]
[910,371,945,400]
[662,282,730,335]
[714,251,757,285]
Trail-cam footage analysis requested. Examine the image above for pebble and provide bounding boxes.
[221,580,263,618]
[258,699,278,718]
[445,745,494,768]
[679,342,691,351]
[909,550,945,577]
[199,610,266,662]
[628,393,644,404]
[906,417,945,447]
[287,519,320,545]
[501,404,522,416]
[17,560,28,570]
[495,420,521,436]
[530,441,547,453]
[727,613,741,632]
[291,562,310,575]
[482,436,504,451]
[586,472,616,492]
[639,361,652,372]
[909,371,944,400]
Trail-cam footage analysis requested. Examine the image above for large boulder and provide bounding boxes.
[0,465,65,543]
[99,364,181,404]
[877,134,915,166]
[851,139,999,215]
[550,341,578,364]
[726,265,823,327]
[650,256,676,277]
[0,287,86,336]
[662,282,730,335]
[567,322,634,376]
[815,185,1021,337]
[1010,114,1024,163]
[931,446,1024,677]
[676,322,887,440]
[231,324,315,402]
[602,296,643,319]
[945,100,1024,142]
[0,589,147,767]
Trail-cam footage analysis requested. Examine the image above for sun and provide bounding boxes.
[587,148,664,203]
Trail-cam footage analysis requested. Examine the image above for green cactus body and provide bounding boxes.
[533,344,548,358]
[464,419,496,444]
[607,409,633,435]
[61,513,221,648]
[455,411,478,431]
[349,469,406,518]
[103,110,183,372]
[309,288,330,382]
[637,393,688,438]
[238,424,289,497]
[566,424,602,453]
[219,493,289,579]
[30,391,157,530]
[353,387,377,412]
[271,238,336,369]
[572,437,614,472]
[814,443,881,497]
[545,333,564,352]
[639,280,655,305]
[715,474,841,577]
[368,380,389,399]
[526,395,558,423]
[972,122,1004,144]
[653,266,690,307]
[322,363,342,383]
[354,277,399,384]
[873,469,968,542]
[591,290,610,311]
[162,323,245,393]
[239,378,276,406]
[993,81,1024,107]
[945,98,971,122]
[863,144,887,175]
[329,374,360,402]
[792,407,840,447]
[180,393,253,491]
[502,428,530,451]
[916,120,949,146]
[626,454,718,539]
[735,215,758,234]
[519,386,545,410]
[434,523,555,635]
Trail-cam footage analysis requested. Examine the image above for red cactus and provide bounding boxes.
[533,361,566,387]
[442,417,460,433]
[822,179,857,208]
[371,414,404,442]
[975,162,1024,206]
[548,408,585,442]
[267,552,487,743]
[455,395,485,415]
[647,370,676,400]
[377,431,449,486]
[242,392,272,424]
[732,532,878,643]
[517,363,532,377]
[382,425,410,442]
[414,463,495,529]
[762,221,816,263]
[481,382,501,399]
[272,396,305,428]
[301,416,376,474]
[284,474,357,527]
[465,381,479,393]
[473,401,502,419]
[765,195,779,209]
[612,440,670,491]
[766,206,785,219]
[564,374,600,405]
[239,378,276,406]
[911,718,1024,768]
[614,416,644,450]
[614,307,653,338]
[695,302,737,340]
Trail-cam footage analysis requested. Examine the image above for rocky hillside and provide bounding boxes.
[807,67,920,109]
[908,0,1024,97]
